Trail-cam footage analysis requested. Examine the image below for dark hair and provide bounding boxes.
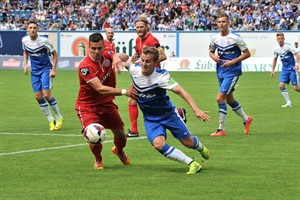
[142,46,159,62]
[89,33,104,43]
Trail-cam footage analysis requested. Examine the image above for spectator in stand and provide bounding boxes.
[2,0,300,31]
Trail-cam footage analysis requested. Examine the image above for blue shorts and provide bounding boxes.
[144,110,190,144]
[31,69,52,92]
[218,76,239,95]
[280,70,299,86]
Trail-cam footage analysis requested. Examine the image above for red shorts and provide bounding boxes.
[75,102,124,132]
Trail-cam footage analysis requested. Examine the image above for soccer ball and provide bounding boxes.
[83,123,107,144]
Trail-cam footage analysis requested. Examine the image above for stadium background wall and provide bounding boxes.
[0,31,299,71]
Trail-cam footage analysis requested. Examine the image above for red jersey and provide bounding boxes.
[104,39,116,52]
[76,53,116,105]
[135,32,164,68]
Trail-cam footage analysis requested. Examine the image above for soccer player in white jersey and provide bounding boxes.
[125,46,211,174]
[208,11,252,137]
[271,32,300,107]
[22,19,63,131]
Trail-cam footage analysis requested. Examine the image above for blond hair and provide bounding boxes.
[276,32,284,37]
[142,46,159,62]
[135,13,149,25]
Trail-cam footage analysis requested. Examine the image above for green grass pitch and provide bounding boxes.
[0,70,299,200]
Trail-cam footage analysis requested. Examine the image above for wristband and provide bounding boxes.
[296,63,299,66]
[121,89,127,95]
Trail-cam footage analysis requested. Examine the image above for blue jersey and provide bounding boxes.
[209,31,248,78]
[274,43,297,71]
[22,35,55,72]
[128,64,178,121]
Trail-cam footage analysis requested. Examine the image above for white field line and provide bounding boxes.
[0,132,147,157]
[0,132,82,137]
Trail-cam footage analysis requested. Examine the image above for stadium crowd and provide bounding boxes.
[0,0,299,31]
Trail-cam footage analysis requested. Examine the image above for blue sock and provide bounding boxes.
[218,102,227,115]
[47,97,57,106]
[159,144,174,157]
[37,98,48,107]
[229,100,241,111]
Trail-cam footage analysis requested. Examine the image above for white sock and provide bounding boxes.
[281,90,291,104]
[233,107,248,122]
[161,144,193,165]
[219,112,226,130]
[39,106,54,122]
[50,104,62,119]
[192,136,204,152]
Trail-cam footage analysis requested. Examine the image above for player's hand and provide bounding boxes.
[50,70,56,78]
[131,53,140,64]
[215,56,222,63]
[24,65,29,75]
[127,86,139,99]
[112,55,124,74]
[195,110,211,122]
[221,60,235,68]
[270,71,275,78]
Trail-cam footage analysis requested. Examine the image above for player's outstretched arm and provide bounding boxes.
[171,85,210,122]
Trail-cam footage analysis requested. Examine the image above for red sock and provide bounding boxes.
[89,143,103,162]
[114,135,127,153]
[129,104,138,132]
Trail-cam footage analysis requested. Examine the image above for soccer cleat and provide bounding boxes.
[210,129,226,136]
[177,108,187,124]
[49,120,56,131]
[126,129,139,137]
[186,161,202,175]
[94,160,104,170]
[200,146,210,160]
[281,103,292,108]
[55,117,63,130]
[112,146,130,165]
[244,116,252,135]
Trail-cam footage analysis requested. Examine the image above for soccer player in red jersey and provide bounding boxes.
[104,27,115,52]
[75,32,133,170]
[127,14,167,137]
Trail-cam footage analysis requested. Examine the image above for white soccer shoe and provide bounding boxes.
[281,103,292,108]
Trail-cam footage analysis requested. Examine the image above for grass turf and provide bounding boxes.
[0,70,299,200]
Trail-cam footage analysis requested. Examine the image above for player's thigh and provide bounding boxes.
[219,76,239,95]
[279,71,291,85]
[144,120,166,145]
[75,106,100,131]
[289,71,299,86]
[99,107,124,130]
[163,113,190,140]
[41,69,52,90]
[31,73,42,92]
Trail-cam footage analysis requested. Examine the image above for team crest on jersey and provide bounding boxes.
[103,60,111,68]
[80,67,90,75]
[147,79,152,85]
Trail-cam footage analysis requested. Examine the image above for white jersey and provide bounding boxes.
[274,42,297,71]
[22,35,55,72]
[209,31,248,78]
[128,64,178,121]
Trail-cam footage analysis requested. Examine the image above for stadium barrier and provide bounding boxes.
[0,56,283,72]
[1,31,298,71]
